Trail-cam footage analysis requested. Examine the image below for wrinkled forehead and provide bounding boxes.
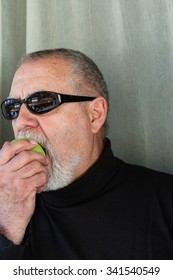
[10,58,73,97]
[14,58,71,81]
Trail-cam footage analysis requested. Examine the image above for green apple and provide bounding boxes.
[12,138,46,156]
[31,143,46,156]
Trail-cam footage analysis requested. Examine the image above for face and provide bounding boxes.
[10,58,101,190]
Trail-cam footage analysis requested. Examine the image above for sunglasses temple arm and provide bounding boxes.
[59,94,95,104]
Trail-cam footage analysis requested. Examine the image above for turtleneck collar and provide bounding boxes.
[38,138,120,207]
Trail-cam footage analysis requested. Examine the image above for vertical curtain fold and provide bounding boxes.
[0,0,2,141]
[1,0,26,143]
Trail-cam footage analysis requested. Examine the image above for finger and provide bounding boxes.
[0,139,38,165]
[18,160,49,179]
[4,149,48,172]
[0,168,48,200]
[20,171,48,193]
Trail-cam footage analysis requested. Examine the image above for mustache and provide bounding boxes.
[17,130,51,156]
[18,130,46,145]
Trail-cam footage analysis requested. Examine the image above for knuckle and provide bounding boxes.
[0,167,10,186]
[2,141,11,149]
[1,141,13,156]
[0,142,12,165]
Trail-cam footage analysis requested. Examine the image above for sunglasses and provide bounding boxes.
[1,91,96,120]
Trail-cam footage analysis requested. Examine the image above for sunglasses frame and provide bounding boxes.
[1,91,96,120]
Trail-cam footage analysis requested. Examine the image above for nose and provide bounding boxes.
[12,103,39,135]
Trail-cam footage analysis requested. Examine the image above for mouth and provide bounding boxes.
[17,131,50,157]
[41,146,47,156]
[42,146,46,154]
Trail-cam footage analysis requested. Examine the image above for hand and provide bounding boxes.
[0,139,49,244]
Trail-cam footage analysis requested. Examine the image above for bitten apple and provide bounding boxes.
[12,138,46,156]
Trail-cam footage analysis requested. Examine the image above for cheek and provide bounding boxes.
[44,111,92,154]
[12,121,17,137]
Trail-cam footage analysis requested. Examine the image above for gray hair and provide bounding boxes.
[20,48,109,137]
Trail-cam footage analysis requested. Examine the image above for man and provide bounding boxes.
[0,48,173,259]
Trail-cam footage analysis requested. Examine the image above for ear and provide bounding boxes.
[89,97,108,134]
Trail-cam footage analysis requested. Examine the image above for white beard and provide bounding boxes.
[18,130,80,191]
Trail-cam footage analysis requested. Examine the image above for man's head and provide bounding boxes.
[20,48,109,136]
[2,48,109,190]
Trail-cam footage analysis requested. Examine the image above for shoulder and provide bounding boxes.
[103,138,173,196]
[124,161,173,188]
[105,138,173,187]
[115,158,173,204]
[123,160,173,184]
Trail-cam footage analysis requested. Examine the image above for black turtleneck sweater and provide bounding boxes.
[1,139,173,259]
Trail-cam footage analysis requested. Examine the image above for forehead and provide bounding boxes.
[15,58,70,78]
[10,58,72,95]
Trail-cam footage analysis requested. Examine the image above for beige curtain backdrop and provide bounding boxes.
[1,0,173,174]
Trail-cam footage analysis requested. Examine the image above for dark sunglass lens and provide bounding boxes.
[1,99,20,120]
[27,92,57,114]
